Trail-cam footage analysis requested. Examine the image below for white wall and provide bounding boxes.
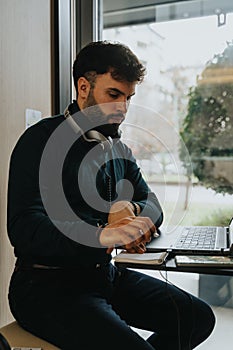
[0,0,52,326]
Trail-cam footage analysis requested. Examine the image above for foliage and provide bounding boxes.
[180,41,233,194]
[194,208,232,226]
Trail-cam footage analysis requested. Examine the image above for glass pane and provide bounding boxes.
[102,1,233,349]
[103,0,233,229]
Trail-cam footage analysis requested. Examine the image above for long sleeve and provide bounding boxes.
[111,142,164,228]
[7,118,109,266]
[7,115,163,266]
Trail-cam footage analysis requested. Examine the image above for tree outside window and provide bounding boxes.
[180,41,233,195]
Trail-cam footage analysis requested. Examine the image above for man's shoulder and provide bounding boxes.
[12,114,65,154]
[35,114,64,132]
[21,114,64,140]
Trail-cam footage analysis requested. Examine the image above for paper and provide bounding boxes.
[175,255,233,267]
[113,251,168,265]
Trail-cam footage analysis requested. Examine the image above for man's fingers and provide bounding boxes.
[122,242,146,254]
[106,247,114,254]
[101,215,157,249]
[126,217,155,242]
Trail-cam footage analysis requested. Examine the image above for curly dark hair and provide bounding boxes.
[73,40,146,95]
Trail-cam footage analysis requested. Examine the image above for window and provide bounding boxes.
[102,0,233,229]
[102,3,233,346]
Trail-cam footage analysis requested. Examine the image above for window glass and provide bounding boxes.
[103,0,233,228]
[102,2,233,346]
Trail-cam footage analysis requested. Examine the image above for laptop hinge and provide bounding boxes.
[226,227,230,246]
[227,226,233,257]
[222,227,233,257]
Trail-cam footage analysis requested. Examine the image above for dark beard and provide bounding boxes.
[83,92,122,138]
[94,123,121,138]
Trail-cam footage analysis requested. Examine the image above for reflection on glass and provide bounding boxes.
[103,1,233,227]
[102,3,233,348]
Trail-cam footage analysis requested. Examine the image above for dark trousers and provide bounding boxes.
[8,263,215,350]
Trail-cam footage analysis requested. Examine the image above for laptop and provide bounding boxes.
[146,217,233,257]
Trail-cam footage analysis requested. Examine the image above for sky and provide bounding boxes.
[152,13,233,67]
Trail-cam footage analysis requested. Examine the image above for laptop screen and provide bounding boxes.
[229,217,233,231]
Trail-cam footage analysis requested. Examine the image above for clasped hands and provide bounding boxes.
[98,200,158,254]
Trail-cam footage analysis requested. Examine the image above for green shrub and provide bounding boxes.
[195,208,232,226]
[180,41,233,195]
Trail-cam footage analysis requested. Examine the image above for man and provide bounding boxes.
[7,41,215,349]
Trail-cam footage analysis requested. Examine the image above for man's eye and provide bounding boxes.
[109,93,119,99]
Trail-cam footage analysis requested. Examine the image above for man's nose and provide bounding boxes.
[116,99,128,114]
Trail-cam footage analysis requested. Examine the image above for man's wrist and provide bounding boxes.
[130,201,140,216]
[96,222,108,243]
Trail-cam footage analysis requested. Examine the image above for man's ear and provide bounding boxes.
[77,77,91,99]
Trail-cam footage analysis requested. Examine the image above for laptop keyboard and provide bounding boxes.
[175,227,217,250]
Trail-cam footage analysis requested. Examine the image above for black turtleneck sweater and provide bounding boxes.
[7,101,163,267]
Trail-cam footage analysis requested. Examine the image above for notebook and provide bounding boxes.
[146,217,233,256]
[113,251,168,265]
[175,255,233,267]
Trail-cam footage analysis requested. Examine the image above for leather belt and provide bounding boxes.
[32,263,103,269]
[15,261,108,271]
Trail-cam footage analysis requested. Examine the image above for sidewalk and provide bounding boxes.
[149,183,232,226]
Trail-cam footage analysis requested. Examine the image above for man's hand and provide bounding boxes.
[99,214,156,254]
[108,200,136,224]
[106,200,138,254]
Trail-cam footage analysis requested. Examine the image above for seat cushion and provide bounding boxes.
[0,321,59,349]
